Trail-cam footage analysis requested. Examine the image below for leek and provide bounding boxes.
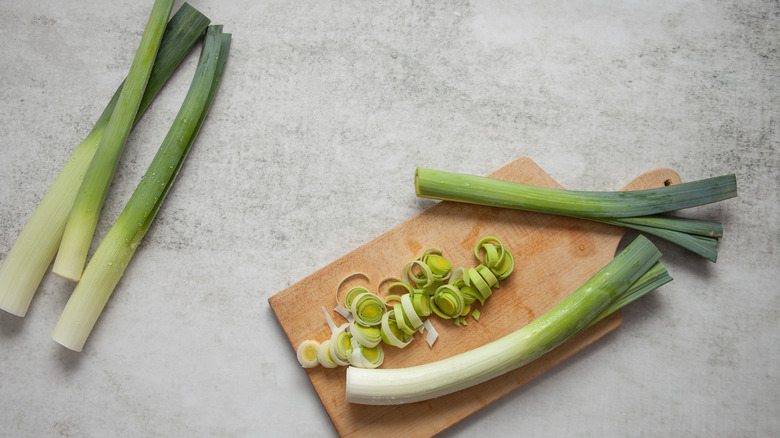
[415,167,738,261]
[0,3,210,317]
[51,26,231,352]
[345,235,669,405]
[53,0,175,281]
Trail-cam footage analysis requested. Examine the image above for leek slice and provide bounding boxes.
[0,4,210,317]
[329,329,353,366]
[50,26,231,351]
[400,293,424,329]
[346,235,667,404]
[380,310,413,348]
[349,292,386,327]
[349,320,382,348]
[297,340,321,368]
[317,340,339,368]
[53,0,176,281]
[349,337,385,369]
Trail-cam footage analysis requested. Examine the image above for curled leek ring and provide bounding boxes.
[349,337,385,369]
[296,340,321,368]
[474,236,515,280]
[329,328,353,366]
[400,293,424,330]
[335,272,371,308]
[317,340,339,368]
[349,319,382,347]
[350,292,386,327]
[380,310,412,348]
[430,284,465,319]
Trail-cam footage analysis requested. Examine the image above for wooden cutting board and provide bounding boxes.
[268,157,680,437]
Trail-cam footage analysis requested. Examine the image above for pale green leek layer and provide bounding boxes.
[52,26,231,352]
[0,4,210,317]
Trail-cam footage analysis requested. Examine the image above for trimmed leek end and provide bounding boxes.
[297,340,321,368]
[52,212,95,282]
[51,233,134,351]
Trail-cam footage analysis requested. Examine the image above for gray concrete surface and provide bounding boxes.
[1,1,778,436]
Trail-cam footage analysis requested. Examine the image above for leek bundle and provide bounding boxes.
[415,167,738,262]
[0,3,210,317]
[346,235,671,405]
[51,26,231,352]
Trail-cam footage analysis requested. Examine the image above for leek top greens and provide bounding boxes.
[415,167,738,262]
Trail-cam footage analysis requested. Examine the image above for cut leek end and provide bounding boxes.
[0,285,32,317]
[52,221,91,282]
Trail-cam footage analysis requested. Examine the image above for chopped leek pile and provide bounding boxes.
[415,167,738,262]
[295,236,515,369]
[345,235,672,405]
[0,3,231,353]
[0,3,210,317]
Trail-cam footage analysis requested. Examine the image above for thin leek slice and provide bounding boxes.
[350,292,386,327]
[317,340,338,368]
[380,310,412,348]
[344,287,371,310]
[349,337,385,369]
[296,340,320,368]
[411,291,432,317]
[329,329,352,367]
[393,303,415,336]
[430,284,465,319]
[349,320,382,348]
[336,272,370,307]
[467,268,492,301]
[400,293,424,329]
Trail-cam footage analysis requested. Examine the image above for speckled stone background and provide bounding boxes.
[1,1,778,437]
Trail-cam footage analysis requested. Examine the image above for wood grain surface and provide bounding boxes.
[268,157,681,437]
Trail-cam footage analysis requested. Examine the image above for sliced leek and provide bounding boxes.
[415,167,738,261]
[51,26,231,351]
[346,235,669,404]
[297,340,321,368]
[53,0,176,281]
[0,3,210,317]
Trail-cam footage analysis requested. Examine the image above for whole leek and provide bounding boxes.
[415,167,738,261]
[346,235,668,405]
[51,26,231,352]
[53,0,175,282]
[0,4,210,317]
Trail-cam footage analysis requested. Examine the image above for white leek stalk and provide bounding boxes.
[51,26,231,351]
[346,235,667,404]
[0,4,210,316]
